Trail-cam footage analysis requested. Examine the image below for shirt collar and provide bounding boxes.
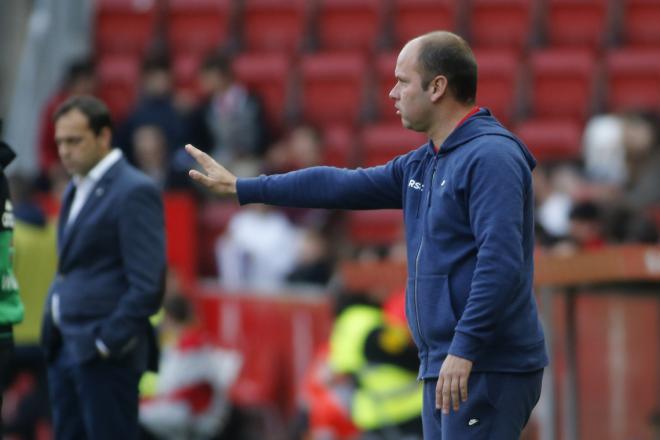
[73,149,122,186]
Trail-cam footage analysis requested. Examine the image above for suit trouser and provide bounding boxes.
[47,348,140,440]
[422,369,543,439]
[0,346,12,438]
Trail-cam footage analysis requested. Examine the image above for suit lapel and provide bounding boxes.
[58,158,124,262]
[57,182,76,255]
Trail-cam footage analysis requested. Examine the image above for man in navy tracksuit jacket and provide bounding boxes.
[187,31,547,439]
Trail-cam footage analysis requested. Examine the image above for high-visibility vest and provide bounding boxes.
[329,305,423,431]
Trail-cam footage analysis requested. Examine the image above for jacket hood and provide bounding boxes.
[426,108,537,171]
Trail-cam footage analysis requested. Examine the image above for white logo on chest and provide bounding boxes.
[408,179,424,191]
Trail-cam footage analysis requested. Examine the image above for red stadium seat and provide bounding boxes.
[347,210,403,246]
[514,119,582,162]
[242,0,308,53]
[167,0,232,58]
[172,52,203,97]
[317,0,383,52]
[375,52,398,122]
[469,0,536,51]
[322,125,355,168]
[528,49,597,122]
[299,52,367,126]
[392,0,457,49]
[605,49,660,112]
[545,0,610,50]
[623,0,660,47]
[96,54,140,121]
[233,52,292,129]
[473,49,521,126]
[95,0,158,56]
[360,123,427,167]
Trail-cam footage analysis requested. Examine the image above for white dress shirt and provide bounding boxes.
[67,148,122,226]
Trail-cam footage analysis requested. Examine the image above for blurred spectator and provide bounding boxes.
[186,52,267,175]
[116,54,186,164]
[534,165,583,241]
[327,291,422,440]
[286,229,334,287]
[140,295,241,440]
[582,114,626,185]
[216,205,301,292]
[265,125,324,174]
[568,201,606,250]
[552,200,607,255]
[37,58,96,177]
[132,125,190,190]
[0,124,22,437]
[620,112,660,210]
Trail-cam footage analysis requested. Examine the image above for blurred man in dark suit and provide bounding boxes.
[41,96,165,439]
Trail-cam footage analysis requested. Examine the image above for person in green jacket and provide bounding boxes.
[0,120,23,436]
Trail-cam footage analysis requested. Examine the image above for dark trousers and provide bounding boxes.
[47,349,140,440]
[422,369,543,439]
[0,346,13,438]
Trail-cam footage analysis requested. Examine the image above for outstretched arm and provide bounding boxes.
[186,144,406,210]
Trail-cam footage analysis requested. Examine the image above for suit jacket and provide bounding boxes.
[41,156,165,371]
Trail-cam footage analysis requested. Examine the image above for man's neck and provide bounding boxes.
[428,103,477,150]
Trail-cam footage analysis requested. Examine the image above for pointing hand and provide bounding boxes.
[185,144,238,196]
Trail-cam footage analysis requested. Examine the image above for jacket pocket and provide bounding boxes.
[415,274,458,345]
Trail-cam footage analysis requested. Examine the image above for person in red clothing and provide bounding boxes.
[37,59,96,177]
[139,295,242,440]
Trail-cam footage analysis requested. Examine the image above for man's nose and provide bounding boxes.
[389,86,397,100]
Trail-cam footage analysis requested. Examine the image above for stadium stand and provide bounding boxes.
[622,0,660,47]
[346,210,403,246]
[391,0,458,49]
[167,0,232,59]
[321,124,355,168]
[544,0,611,50]
[242,0,309,54]
[360,122,427,167]
[514,118,583,162]
[473,49,521,126]
[468,0,538,51]
[96,53,140,121]
[298,52,367,126]
[605,48,660,112]
[316,0,383,52]
[233,52,292,130]
[527,48,598,122]
[95,0,158,57]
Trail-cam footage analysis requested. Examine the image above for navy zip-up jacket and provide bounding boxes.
[237,109,548,378]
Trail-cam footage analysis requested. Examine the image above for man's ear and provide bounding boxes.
[430,75,448,103]
[99,126,113,150]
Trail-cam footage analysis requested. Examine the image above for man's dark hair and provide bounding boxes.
[416,32,477,104]
[200,51,233,77]
[64,58,95,89]
[53,95,113,135]
[164,295,193,324]
[142,52,171,75]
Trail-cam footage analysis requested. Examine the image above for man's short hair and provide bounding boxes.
[416,32,478,104]
[53,95,113,135]
[141,52,171,75]
[200,51,233,77]
[64,58,95,88]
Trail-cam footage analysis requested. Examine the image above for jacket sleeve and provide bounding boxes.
[98,182,166,355]
[236,158,406,210]
[448,142,529,361]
